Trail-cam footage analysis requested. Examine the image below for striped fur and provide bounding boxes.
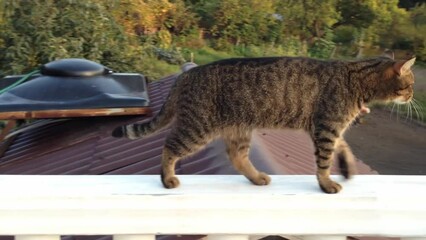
[112,56,416,193]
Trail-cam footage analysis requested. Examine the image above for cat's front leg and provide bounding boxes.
[313,124,342,194]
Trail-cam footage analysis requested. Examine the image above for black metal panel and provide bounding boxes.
[0,59,149,112]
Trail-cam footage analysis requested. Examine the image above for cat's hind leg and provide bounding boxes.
[161,126,214,189]
[335,138,357,179]
[223,129,271,186]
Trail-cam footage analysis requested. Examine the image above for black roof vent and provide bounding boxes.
[41,58,111,77]
[0,58,150,119]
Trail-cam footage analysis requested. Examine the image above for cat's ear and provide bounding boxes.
[393,57,416,76]
[383,49,395,60]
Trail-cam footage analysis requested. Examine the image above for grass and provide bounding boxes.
[141,56,181,80]
[185,47,241,65]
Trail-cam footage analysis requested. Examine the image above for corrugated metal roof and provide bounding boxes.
[0,68,381,240]
[254,129,376,175]
[0,73,243,176]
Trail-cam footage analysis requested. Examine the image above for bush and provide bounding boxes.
[280,37,306,56]
[308,38,336,59]
[0,1,144,75]
[138,56,181,80]
[149,46,186,65]
[174,28,206,49]
[187,46,237,65]
[333,26,359,44]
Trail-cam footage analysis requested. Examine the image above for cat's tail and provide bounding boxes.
[112,81,180,139]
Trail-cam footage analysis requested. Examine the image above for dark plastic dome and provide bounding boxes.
[40,58,110,77]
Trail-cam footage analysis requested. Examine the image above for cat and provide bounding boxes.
[112,55,416,194]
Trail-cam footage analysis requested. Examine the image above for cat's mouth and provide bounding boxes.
[393,96,412,105]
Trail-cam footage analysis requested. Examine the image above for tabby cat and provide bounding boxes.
[112,55,416,194]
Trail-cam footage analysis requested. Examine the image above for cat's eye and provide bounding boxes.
[395,85,412,95]
[399,85,411,91]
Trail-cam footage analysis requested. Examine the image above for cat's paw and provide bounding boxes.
[337,154,357,179]
[250,172,271,186]
[112,126,124,138]
[162,176,180,189]
[319,180,342,194]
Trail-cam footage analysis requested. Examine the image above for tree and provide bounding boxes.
[399,0,426,10]
[108,0,174,37]
[407,4,426,60]
[363,0,409,47]
[192,0,278,48]
[165,0,199,36]
[277,0,339,43]
[334,0,376,29]
[0,0,145,75]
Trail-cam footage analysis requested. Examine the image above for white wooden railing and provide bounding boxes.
[0,175,426,240]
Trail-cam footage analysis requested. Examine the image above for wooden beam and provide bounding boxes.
[0,107,152,120]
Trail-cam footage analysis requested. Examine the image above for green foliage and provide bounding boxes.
[233,38,305,57]
[0,0,145,75]
[308,39,336,59]
[150,46,186,65]
[409,4,426,61]
[188,46,237,65]
[362,0,408,47]
[277,0,339,42]
[138,55,181,80]
[335,0,376,29]
[173,28,206,49]
[0,0,425,80]
[165,0,200,36]
[333,26,359,44]
[196,0,279,48]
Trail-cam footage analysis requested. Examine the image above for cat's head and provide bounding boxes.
[378,57,416,104]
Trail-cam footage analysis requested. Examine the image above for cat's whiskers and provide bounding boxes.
[413,99,423,120]
[412,98,424,121]
[404,103,409,121]
[390,102,396,120]
[412,101,418,121]
[414,98,423,109]
[396,104,401,121]
[406,102,412,122]
[404,103,410,122]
